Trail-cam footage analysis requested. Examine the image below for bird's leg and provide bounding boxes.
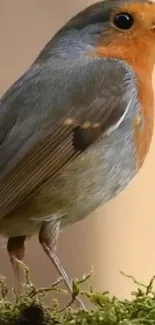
[39,221,85,309]
[7,236,26,293]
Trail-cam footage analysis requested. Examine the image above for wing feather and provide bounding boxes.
[0,56,135,218]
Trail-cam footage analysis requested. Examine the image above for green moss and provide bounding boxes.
[0,265,155,325]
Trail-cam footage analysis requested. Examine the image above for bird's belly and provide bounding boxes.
[0,119,144,237]
[31,119,138,227]
[0,218,40,238]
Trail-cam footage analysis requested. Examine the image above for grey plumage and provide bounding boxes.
[0,30,138,219]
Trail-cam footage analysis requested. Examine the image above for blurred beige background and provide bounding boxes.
[0,0,155,303]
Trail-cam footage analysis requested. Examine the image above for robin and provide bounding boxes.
[0,0,154,308]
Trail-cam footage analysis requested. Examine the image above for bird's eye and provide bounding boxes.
[113,13,134,30]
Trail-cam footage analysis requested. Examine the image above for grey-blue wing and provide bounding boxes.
[0,56,135,218]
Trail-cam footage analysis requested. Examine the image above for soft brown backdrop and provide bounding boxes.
[0,0,155,301]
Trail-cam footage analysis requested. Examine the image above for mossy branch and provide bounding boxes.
[0,263,155,324]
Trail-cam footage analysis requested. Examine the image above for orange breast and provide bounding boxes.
[133,67,154,169]
[96,34,154,169]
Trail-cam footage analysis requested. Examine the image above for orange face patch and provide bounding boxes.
[112,2,155,31]
[96,1,155,169]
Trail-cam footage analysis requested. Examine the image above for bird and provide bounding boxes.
[0,0,155,308]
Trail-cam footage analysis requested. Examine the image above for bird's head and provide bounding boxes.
[96,0,155,71]
[59,0,155,74]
